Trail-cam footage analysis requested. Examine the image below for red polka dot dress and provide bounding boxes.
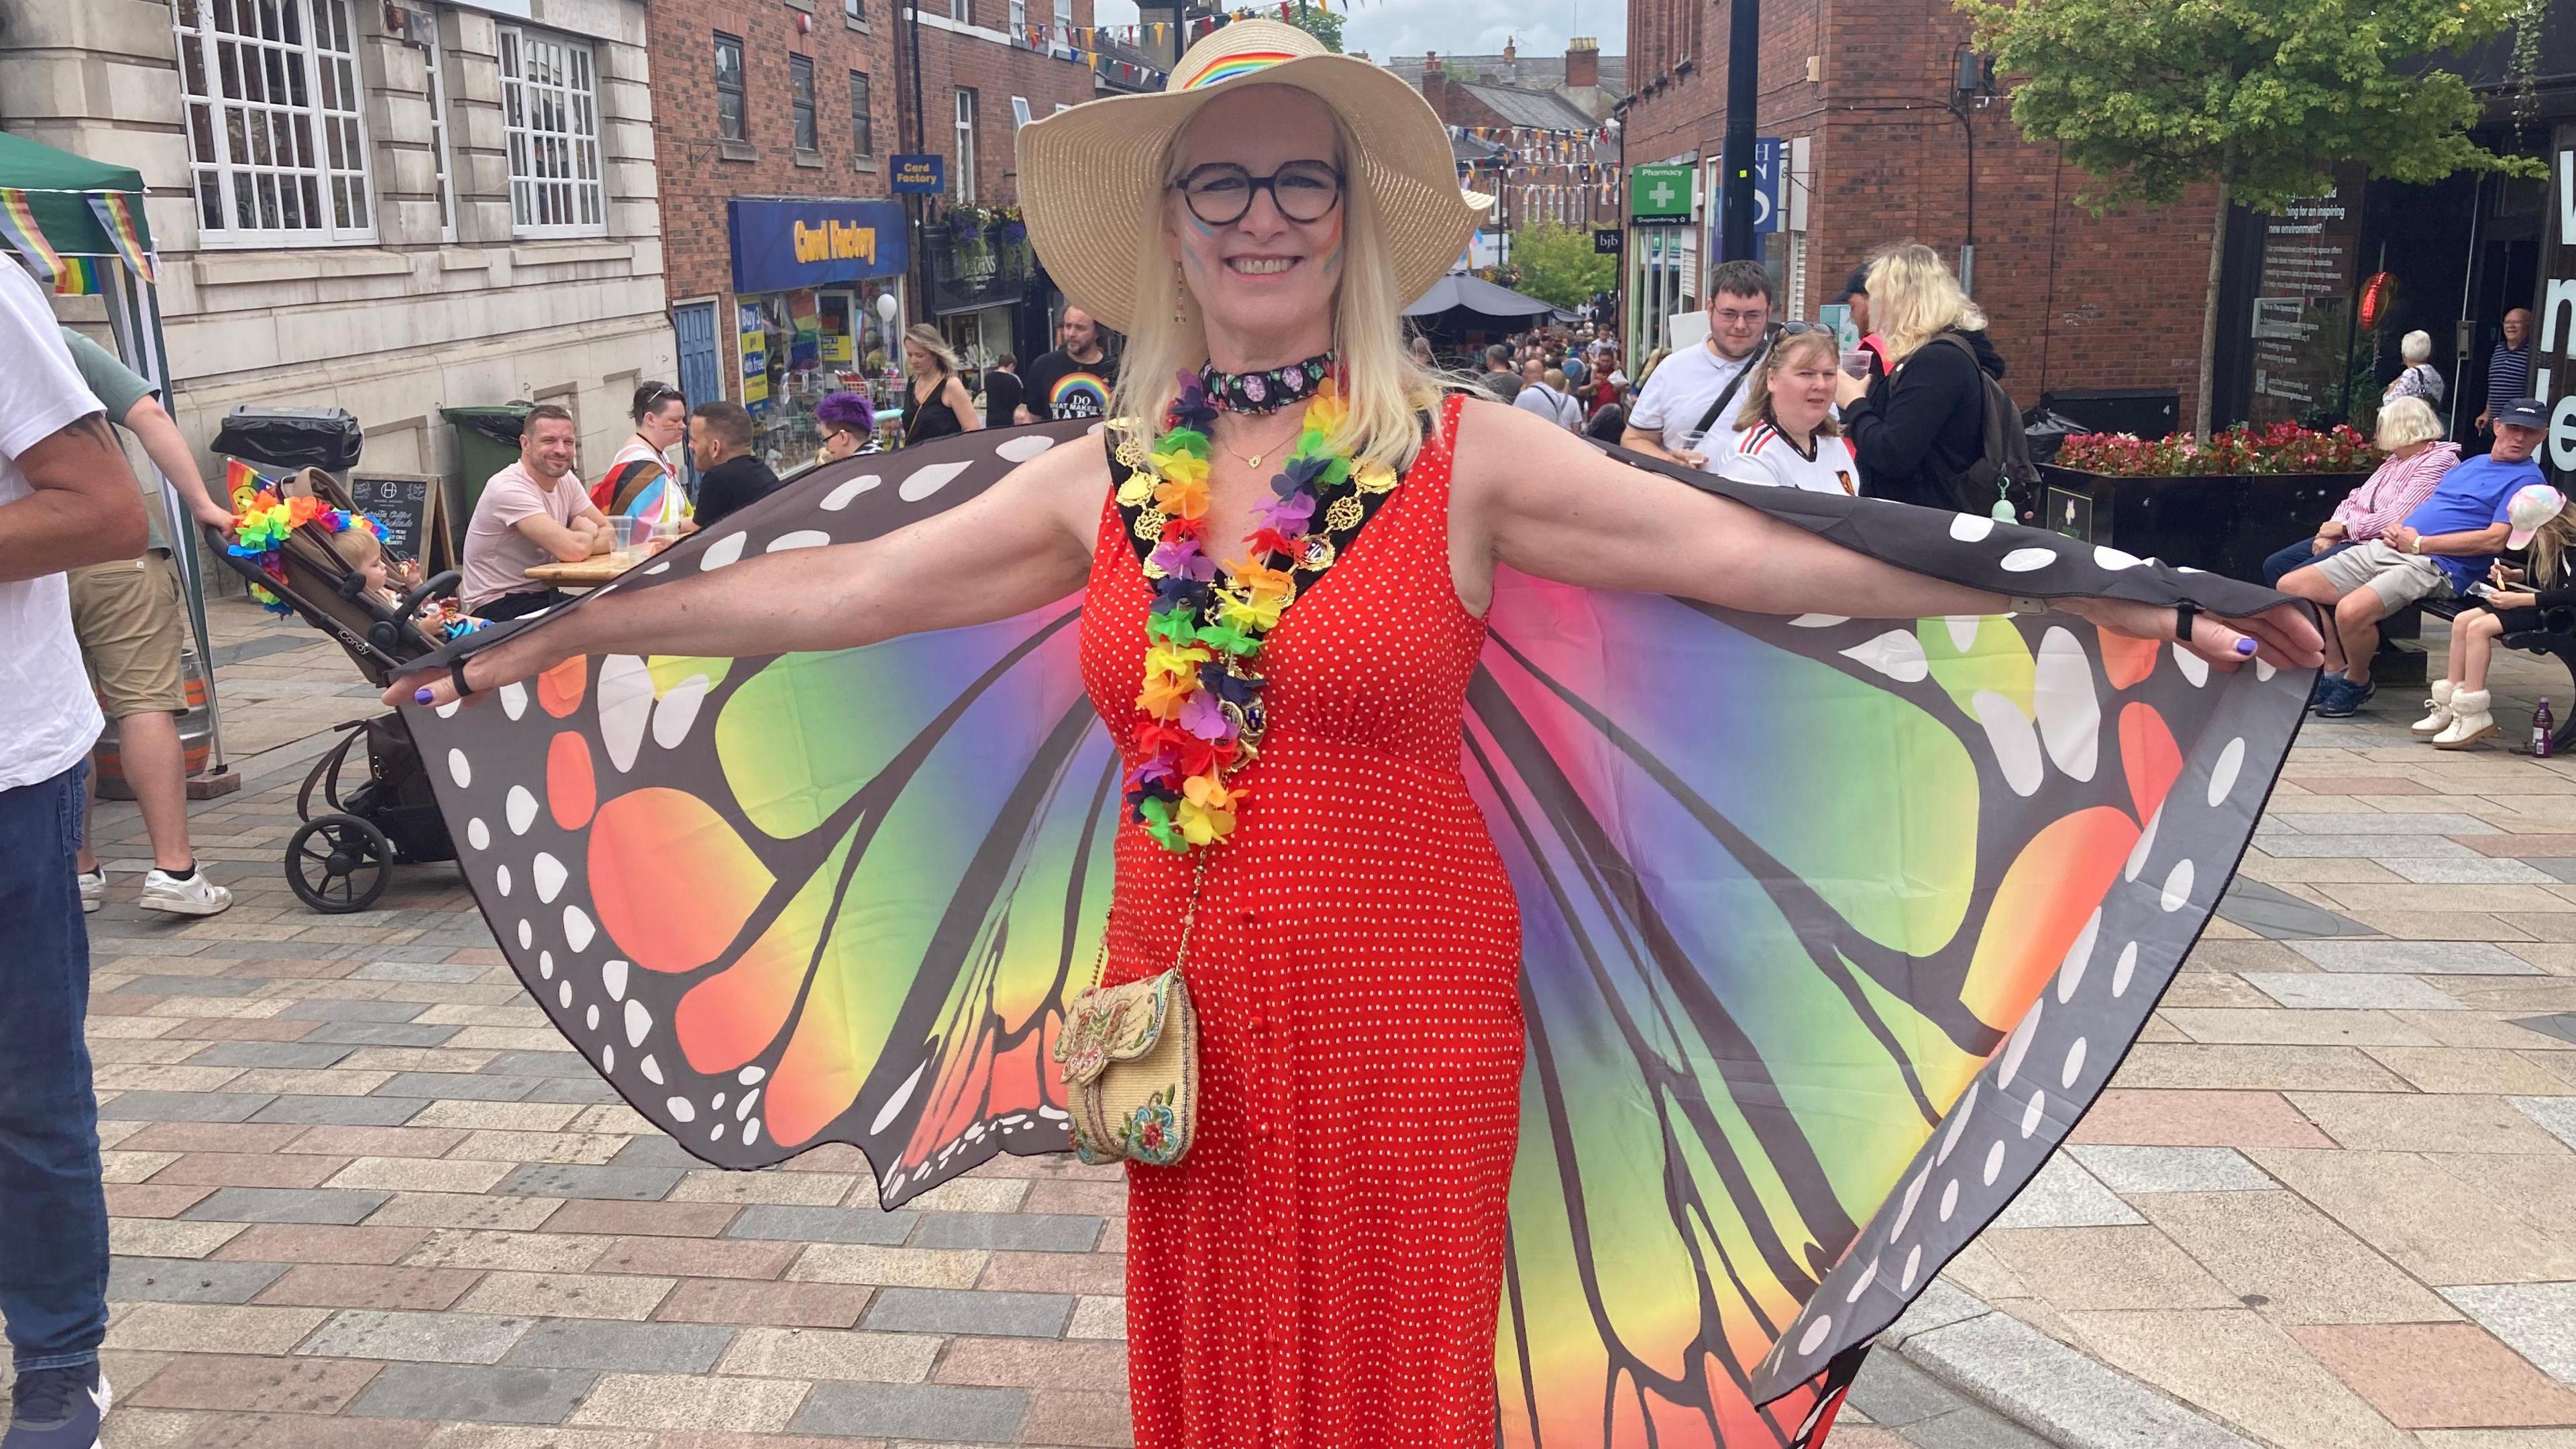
[1077,394,1523,1449]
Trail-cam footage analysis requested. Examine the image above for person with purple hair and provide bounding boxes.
[816,390,881,465]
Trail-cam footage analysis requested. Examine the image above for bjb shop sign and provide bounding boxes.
[730,198,909,295]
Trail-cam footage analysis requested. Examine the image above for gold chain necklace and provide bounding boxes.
[1210,410,1307,471]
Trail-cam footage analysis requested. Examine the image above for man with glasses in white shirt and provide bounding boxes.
[1621,259,1774,472]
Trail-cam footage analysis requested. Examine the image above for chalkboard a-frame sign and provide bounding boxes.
[348,472,454,576]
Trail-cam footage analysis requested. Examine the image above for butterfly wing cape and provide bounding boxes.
[406,423,2308,1446]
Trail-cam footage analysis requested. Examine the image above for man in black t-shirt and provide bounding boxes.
[1016,307,1116,423]
[983,354,1025,430]
[688,401,782,527]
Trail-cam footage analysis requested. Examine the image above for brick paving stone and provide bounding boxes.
[547,1201,745,1239]
[1018,1388,1134,1448]
[713,1326,938,1382]
[142,1409,446,1448]
[374,1072,548,1102]
[97,1091,276,1122]
[182,1186,394,1225]
[2059,1308,2417,1449]
[2288,1092,2573,1154]
[404,1230,612,1273]
[1980,1227,2239,1311]
[216,1223,433,1265]
[105,1183,217,1218]
[2290,939,2547,975]
[367,1193,566,1232]
[790,1246,989,1289]
[653,1279,874,1329]
[1990,1156,2143,1229]
[455,1271,678,1321]
[502,1320,739,1374]
[569,1373,812,1432]
[932,1337,1130,1389]
[2513,1095,2576,1152]
[113,1122,302,1155]
[123,1352,386,1414]
[592,1237,801,1281]
[977,1251,1128,1297]
[2064,1146,2274,1194]
[254,1264,485,1311]
[108,1256,291,1304]
[113,1220,250,1260]
[790,1383,1029,1441]
[152,1151,352,1189]
[727,1205,918,1246]
[329,1156,520,1194]
[2135,1190,2463,1325]
[2243,973,2467,1010]
[186,1040,361,1069]
[452,1129,633,1165]
[2293,1322,2576,1428]
[299,1021,460,1047]
[2066,1089,2339,1149]
[664,1171,854,1208]
[907,1212,1104,1254]
[860,1287,1074,1338]
[297,1309,535,1364]
[250,1094,429,1126]
[347,1363,602,1425]
[290,1124,473,1157]
[494,1164,688,1201]
[105,1302,332,1354]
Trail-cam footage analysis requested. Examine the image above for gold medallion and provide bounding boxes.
[1325,494,1364,532]
[1301,535,1336,570]
[1132,506,1168,541]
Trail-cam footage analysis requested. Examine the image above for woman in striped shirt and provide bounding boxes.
[2259,396,2457,585]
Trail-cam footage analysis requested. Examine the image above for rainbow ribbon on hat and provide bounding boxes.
[1178,49,1299,89]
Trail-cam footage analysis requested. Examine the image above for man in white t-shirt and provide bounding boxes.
[459,404,611,620]
[1511,358,1580,430]
[0,258,152,1449]
[1622,260,1775,470]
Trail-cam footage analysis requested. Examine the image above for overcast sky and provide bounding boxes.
[1090,1,1626,64]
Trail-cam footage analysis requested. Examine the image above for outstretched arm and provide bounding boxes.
[1451,399,2324,670]
[388,437,1104,707]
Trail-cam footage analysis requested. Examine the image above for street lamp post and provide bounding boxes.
[1718,0,1758,262]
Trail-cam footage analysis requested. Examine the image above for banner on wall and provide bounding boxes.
[2541,131,2576,474]
[739,301,771,413]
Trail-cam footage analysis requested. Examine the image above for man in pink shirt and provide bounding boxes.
[2260,396,2456,585]
[459,404,611,620]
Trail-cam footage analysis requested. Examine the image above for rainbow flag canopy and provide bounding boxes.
[0,131,155,296]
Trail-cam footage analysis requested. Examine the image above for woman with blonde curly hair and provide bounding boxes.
[1831,242,2008,511]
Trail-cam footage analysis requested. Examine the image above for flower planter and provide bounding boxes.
[2037,464,2371,585]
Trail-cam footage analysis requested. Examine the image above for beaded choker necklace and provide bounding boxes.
[1198,352,1335,415]
[1112,364,1398,853]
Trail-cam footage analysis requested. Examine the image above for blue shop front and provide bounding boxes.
[726,197,911,472]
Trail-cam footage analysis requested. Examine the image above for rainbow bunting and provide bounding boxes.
[223,458,275,506]
[50,257,101,297]
[86,193,156,285]
[0,189,64,284]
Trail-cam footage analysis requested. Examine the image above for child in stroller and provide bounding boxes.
[215,468,470,912]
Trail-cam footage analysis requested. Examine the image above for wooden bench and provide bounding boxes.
[2415,596,2576,755]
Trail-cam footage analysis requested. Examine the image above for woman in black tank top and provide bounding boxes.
[900,325,982,446]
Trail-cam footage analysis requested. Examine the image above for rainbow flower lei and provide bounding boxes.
[225,472,378,615]
[1115,366,1398,853]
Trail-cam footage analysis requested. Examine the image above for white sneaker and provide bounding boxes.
[2433,689,2498,751]
[2411,680,2457,736]
[76,867,105,914]
[138,869,232,916]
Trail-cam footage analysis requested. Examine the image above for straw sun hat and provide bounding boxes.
[1018,19,1492,333]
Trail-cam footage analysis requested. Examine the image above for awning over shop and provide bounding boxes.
[1402,273,1559,329]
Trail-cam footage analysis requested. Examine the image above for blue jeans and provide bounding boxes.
[0,764,107,1373]
[2264,536,2353,586]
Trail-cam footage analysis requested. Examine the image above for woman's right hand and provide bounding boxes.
[382,616,574,710]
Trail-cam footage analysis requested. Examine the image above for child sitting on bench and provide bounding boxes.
[2416,483,2576,749]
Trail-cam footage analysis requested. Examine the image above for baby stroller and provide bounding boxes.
[211,470,460,913]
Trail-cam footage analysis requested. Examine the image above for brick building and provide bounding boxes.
[646,0,1093,468]
[1619,0,2222,427]
[1401,41,1625,243]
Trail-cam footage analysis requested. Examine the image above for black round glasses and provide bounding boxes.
[1172,161,1345,227]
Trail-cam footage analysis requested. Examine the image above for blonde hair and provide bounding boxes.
[327,525,383,571]
[2530,508,2576,590]
[1735,330,1846,435]
[1868,243,1986,362]
[2400,330,2434,366]
[903,324,960,376]
[2374,395,2445,451]
[1110,99,1447,475]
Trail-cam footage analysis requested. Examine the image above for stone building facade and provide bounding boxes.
[2,0,674,482]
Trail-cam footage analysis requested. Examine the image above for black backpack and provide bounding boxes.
[1921,333,2042,522]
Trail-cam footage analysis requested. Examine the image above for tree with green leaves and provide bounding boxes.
[1281,3,1343,54]
[1960,0,2540,440]
[1510,223,1615,310]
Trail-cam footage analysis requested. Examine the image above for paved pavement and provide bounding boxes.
[28,596,2576,1448]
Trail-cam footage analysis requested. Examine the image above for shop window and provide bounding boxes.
[1010,0,1026,44]
[954,88,977,204]
[850,72,873,155]
[1053,0,1072,52]
[790,54,818,154]
[170,0,375,245]
[425,34,458,242]
[845,0,865,22]
[714,34,746,144]
[500,25,606,237]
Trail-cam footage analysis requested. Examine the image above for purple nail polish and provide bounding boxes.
[414,687,435,704]
[2234,639,2257,657]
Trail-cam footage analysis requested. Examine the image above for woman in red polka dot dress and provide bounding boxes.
[402,21,2321,1448]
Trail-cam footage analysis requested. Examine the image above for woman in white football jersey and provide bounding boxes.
[1717,329,1858,496]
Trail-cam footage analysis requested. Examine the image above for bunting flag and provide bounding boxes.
[86,192,157,285]
[223,458,274,504]
[50,256,103,296]
[0,189,64,284]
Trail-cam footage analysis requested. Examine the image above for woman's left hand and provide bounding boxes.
[2059,597,2326,673]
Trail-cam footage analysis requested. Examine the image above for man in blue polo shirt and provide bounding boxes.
[2282,398,2550,718]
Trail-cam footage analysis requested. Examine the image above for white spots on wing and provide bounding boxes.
[1900,1244,1923,1291]
[1944,615,1982,653]
[898,461,972,501]
[537,951,552,980]
[1949,513,1994,543]
[1972,691,2045,797]
[564,905,596,952]
[1798,1315,1834,1356]
[743,1118,762,1146]
[2208,737,2247,808]
[624,998,653,1048]
[820,474,882,511]
[533,852,567,904]
[651,674,709,750]
[2161,859,2196,913]
[1938,1177,1960,1222]
[601,1043,614,1073]
[710,1123,725,1142]
[710,1092,726,1112]
[737,1065,766,1085]
[1998,999,2043,1089]
[1891,1171,1928,1238]
[2171,643,2210,688]
[1982,1139,2006,1186]
[666,1097,697,1124]
[996,433,1057,462]
[1937,1083,1980,1165]
[435,700,460,720]
[2061,1037,2090,1090]
[2001,546,2058,573]
[2093,546,2143,570]
[602,959,629,1002]
[2125,806,2163,882]
[767,530,831,553]
[494,864,513,898]
[1843,629,1929,684]
[2020,1089,2047,1139]
[698,532,747,570]
[643,561,670,576]
[736,1089,761,1122]
[1788,613,1849,628]
[506,786,539,835]
[498,682,528,720]
[2111,942,2139,998]
[2057,908,2101,1003]
[447,749,472,788]
[2255,658,2277,682]
[640,1053,663,1085]
[516,918,533,950]
[2034,627,2100,782]
[597,655,655,772]
[1845,1257,1880,1303]
[871,1061,926,1135]
[466,818,490,851]
[585,1003,600,1032]
[557,979,572,1010]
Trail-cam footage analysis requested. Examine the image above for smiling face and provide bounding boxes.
[1164,85,1346,365]
[521,416,578,481]
[2504,309,2532,347]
